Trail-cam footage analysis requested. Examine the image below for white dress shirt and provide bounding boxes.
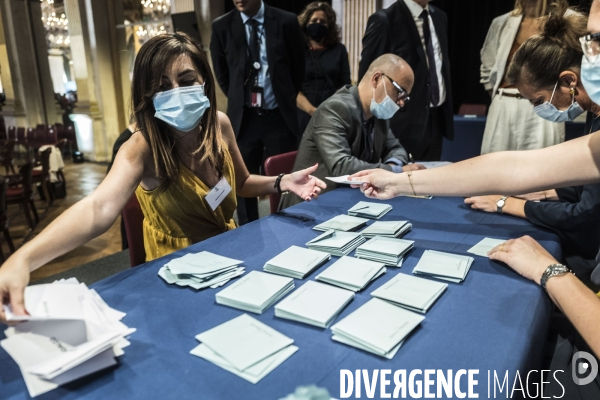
[403,0,446,106]
[240,1,277,109]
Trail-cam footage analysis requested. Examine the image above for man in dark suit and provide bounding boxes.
[281,54,425,210]
[359,0,453,161]
[211,0,305,224]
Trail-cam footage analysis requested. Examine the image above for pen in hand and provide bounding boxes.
[409,153,415,164]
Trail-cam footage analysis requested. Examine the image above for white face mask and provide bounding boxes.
[533,81,585,123]
[370,77,400,120]
[153,85,210,132]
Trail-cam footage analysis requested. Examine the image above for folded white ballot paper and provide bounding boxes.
[348,201,393,219]
[159,251,245,289]
[263,245,331,279]
[467,237,507,257]
[371,273,448,313]
[192,314,296,383]
[1,278,134,398]
[316,256,386,292]
[325,175,368,185]
[313,214,369,232]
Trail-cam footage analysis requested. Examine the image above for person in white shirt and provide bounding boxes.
[358,0,453,161]
[480,0,565,154]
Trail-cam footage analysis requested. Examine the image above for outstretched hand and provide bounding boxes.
[348,169,399,200]
[283,163,327,202]
[0,262,30,324]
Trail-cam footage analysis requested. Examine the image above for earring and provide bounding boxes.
[569,87,575,95]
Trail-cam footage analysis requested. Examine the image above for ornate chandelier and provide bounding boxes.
[136,0,172,39]
[40,0,70,49]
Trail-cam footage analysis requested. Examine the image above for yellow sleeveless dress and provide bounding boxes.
[135,150,237,262]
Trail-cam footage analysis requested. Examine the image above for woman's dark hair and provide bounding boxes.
[506,0,587,90]
[297,2,341,47]
[131,32,224,190]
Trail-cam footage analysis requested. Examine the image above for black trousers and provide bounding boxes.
[408,106,445,162]
[236,107,297,225]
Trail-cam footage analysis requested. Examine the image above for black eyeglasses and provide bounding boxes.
[382,74,410,103]
[580,32,600,64]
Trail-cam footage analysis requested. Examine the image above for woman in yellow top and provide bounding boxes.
[0,32,326,321]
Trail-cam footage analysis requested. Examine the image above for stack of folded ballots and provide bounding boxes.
[316,256,386,292]
[348,201,392,219]
[371,273,447,313]
[274,281,354,328]
[313,214,369,232]
[413,250,474,283]
[360,220,412,238]
[159,251,245,290]
[191,314,298,384]
[306,230,366,257]
[355,236,414,266]
[216,271,294,314]
[330,298,424,359]
[1,279,135,398]
[263,245,331,279]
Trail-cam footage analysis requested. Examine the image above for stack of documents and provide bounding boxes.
[263,245,331,279]
[158,251,245,290]
[355,237,414,266]
[360,220,412,238]
[348,201,392,219]
[467,237,507,257]
[1,279,135,398]
[313,214,369,232]
[413,250,474,283]
[215,271,294,314]
[274,281,354,328]
[330,298,424,359]
[306,230,366,257]
[316,256,386,292]
[371,273,447,313]
[191,314,298,384]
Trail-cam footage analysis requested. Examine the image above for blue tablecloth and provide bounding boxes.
[442,116,585,163]
[0,188,562,399]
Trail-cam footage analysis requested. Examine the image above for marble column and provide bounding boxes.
[0,0,61,127]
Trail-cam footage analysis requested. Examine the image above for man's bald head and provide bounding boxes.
[591,0,600,34]
[362,54,415,93]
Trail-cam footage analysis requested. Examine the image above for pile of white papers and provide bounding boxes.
[348,201,392,219]
[371,273,447,313]
[330,298,424,359]
[263,245,331,279]
[467,237,506,257]
[355,237,414,266]
[191,314,297,384]
[1,279,135,398]
[413,250,474,283]
[306,230,366,257]
[216,271,294,314]
[316,256,386,292]
[313,214,369,232]
[274,281,354,328]
[360,220,412,238]
[158,251,245,290]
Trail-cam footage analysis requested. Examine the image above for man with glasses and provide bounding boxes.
[359,0,453,162]
[280,54,426,210]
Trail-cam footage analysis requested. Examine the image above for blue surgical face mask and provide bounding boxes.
[533,81,584,122]
[370,78,400,120]
[153,85,210,132]
[581,55,600,105]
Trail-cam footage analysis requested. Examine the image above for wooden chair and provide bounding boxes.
[0,139,16,175]
[121,193,146,267]
[458,104,487,117]
[0,177,15,262]
[32,148,53,206]
[7,126,16,141]
[263,151,298,214]
[16,127,26,144]
[6,162,39,229]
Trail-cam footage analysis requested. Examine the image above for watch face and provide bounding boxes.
[497,199,505,207]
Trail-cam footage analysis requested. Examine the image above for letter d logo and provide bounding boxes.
[572,351,599,386]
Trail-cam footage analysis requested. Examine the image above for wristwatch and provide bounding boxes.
[540,263,572,291]
[496,196,508,214]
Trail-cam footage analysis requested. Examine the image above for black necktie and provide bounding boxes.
[246,19,260,64]
[360,118,375,162]
[420,9,440,107]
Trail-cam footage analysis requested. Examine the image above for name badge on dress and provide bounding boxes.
[205,177,232,212]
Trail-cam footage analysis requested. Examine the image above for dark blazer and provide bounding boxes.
[210,5,305,137]
[358,0,454,145]
[280,85,408,210]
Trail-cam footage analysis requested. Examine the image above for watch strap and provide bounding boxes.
[540,263,571,291]
[496,196,508,214]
